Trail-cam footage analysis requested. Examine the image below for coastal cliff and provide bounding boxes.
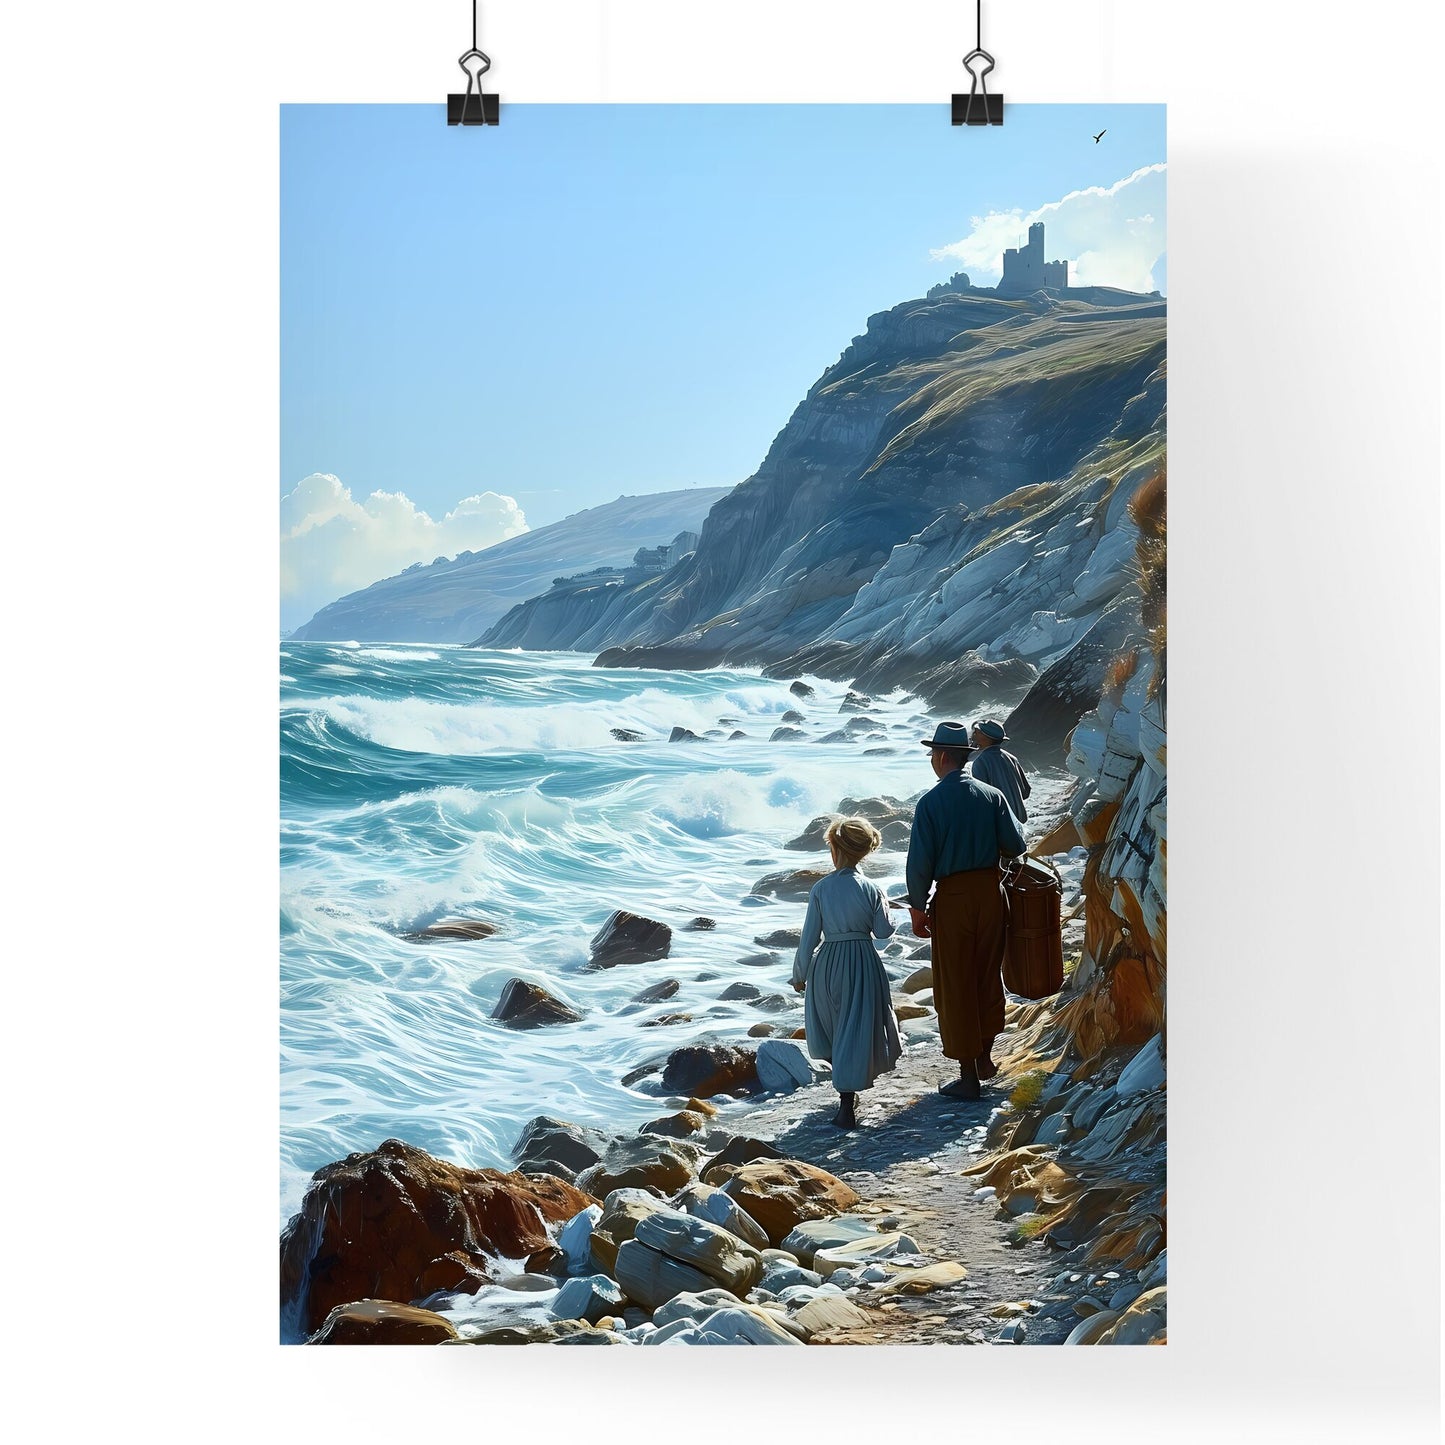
[481,287,1164,734]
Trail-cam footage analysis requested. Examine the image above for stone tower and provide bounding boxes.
[999,221,1070,294]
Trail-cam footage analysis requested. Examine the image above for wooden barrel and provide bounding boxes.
[1002,855,1065,999]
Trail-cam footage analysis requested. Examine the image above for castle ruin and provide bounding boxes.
[997,221,1070,295]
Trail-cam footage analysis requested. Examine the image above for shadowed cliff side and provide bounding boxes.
[480,289,1165,723]
[967,466,1167,1341]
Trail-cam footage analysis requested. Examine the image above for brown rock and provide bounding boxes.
[754,927,803,948]
[1096,1287,1167,1345]
[684,1097,719,1117]
[415,1251,491,1298]
[491,978,584,1030]
[660,1044,759,1098]
[872,1261,969,1295]
[794,1295,872,1337]
[400,918,497,943]
[307,1300,459,1345]
[588,910,672,968]
[699,1136,785,1182]
[525,1244,567,1277]
[511,1116,611,1175]
[642,1013,693,1027]
[588,1231,620,1276]
[575,1136,701,1197]
[901,966,934,994]
[640,1109,709,1139]
[279,1139,593,1336]
[751,869,830,901]
[785,814,841,851]
[630,978,680,1004]
[719,1159,863,1247]
[894,1003,931,1022]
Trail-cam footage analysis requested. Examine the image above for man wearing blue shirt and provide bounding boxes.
[906,722,1027,1100]
[969,719,1030,824]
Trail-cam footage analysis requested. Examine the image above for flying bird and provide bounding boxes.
[1092,129,1107,143]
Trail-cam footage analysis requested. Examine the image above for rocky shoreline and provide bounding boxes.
[280,758,1166,1346]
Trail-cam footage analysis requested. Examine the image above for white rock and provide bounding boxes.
[557,1205,602,1275]
[1117,1034,1166,1098]
[755,1039,815,1093]
[676,1181,771,1251]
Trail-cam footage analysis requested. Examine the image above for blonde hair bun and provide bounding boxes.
[825,816,882,866]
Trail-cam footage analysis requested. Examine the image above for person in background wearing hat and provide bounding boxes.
[970,719,1031,825]
[905,721,1027,1100]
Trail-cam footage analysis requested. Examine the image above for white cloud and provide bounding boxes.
[932,163,1167,294]
[280,473,528,626]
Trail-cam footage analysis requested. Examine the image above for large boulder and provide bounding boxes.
[511,1115,611,1176]
[307,1300,459,1345]
[588,910,672,969]
[587,1190,677,1274]
[660,1044,759,1098]
[718,1159,863,1247]
[575,1136,701,1198]
[279,1139,592,1336]
[674,1182,771,1251]
[614,1238,722,1312]
[633,1211,765,1295]
[785,814,842,852]
[491,978,584,1029]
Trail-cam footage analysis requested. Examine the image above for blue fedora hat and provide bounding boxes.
[920,721,973,750]
[974,719,1009,742]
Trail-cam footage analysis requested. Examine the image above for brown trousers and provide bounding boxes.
[929,869,1008,1062]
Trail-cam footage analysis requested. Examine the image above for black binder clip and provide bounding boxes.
[447,1,499,125]
[952,0,1003,125]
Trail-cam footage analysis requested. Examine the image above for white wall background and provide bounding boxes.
[0,3,1437,1440]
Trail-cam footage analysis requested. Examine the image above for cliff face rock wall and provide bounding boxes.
[481,291,1165,734]
[291,488,729,645]
[974,471,1166,1333]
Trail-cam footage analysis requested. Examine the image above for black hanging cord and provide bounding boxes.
[448,0,499,126]
[952,0,1004,126]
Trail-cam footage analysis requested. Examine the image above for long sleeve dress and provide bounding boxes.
[791,866,903,1092]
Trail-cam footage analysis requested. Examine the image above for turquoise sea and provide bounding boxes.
[279,642,967,1226]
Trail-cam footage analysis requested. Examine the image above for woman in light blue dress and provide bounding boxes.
[791,817,903,1129]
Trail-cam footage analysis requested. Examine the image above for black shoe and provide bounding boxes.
[938,1074,981,1101]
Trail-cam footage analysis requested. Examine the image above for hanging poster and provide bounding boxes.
[279,101,1167,1346]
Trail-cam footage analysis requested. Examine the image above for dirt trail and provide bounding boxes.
[710,1028,1075,1345]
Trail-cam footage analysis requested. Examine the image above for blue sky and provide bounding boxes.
[281,103,1164,622]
